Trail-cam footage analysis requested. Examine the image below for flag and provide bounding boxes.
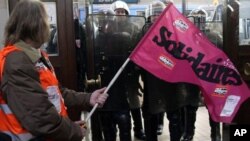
[129,3,250,123]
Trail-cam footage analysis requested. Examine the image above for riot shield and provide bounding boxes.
[85,14,145,85]
[187,4,223,49]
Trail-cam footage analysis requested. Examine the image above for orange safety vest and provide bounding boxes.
[0,45,68,141]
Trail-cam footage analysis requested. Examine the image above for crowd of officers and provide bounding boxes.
[79,0,222,141]
[0,0,223,141]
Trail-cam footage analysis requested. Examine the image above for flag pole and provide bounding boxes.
[84,58,131,122]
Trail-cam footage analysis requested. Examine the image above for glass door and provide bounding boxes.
[0,0,9,48]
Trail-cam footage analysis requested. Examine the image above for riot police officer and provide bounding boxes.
[179,83,200,141]
[97,1,143,141]
[178,9,207,141]
[112,1,146,140]
[141,1,184,141]
[180,9,222,141]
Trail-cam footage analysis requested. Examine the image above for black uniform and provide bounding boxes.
[98,16,140,141]
[141,22,185,141]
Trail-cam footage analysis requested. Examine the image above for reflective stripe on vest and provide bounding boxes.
[0,103,12,114]
[37,51,68,116]
[0,46,67,140]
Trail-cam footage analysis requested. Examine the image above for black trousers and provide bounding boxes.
[142,109,182,141]
[142,110,158,141]
[100,110,131,141]
[166,110,183,141]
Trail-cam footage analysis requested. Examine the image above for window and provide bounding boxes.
[239,0,250,45]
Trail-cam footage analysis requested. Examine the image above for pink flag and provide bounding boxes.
[130,3,250,123]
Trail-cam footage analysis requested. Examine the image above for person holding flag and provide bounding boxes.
[0,0,108,141]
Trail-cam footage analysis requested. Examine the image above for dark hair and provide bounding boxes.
[4,0,49,46]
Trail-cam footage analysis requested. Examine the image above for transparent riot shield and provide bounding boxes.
[85,14,145,82]
[187,4,223,49]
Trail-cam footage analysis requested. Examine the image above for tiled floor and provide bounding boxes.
[83,106,220,141]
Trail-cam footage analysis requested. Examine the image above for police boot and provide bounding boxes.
[131,108,146,140]
[167,110,182,141]
[118,112,132,141]
[209,117,221,141]
[181,106,198,141]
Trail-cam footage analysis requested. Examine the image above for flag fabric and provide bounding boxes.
[129,3,250,123]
